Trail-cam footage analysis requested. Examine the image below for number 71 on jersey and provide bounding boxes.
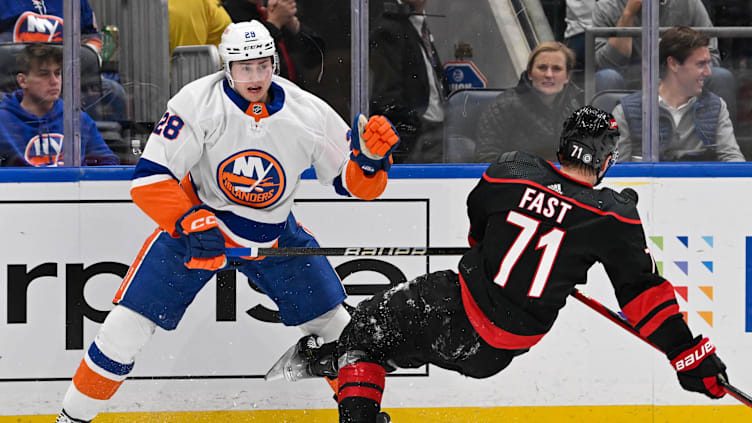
[494,211,565,298]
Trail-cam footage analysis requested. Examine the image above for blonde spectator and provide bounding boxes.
[475,42,582,163]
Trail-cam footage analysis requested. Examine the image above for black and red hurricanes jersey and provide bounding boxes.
[458,152,693,353]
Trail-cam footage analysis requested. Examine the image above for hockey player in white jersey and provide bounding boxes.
[56,20,400,422]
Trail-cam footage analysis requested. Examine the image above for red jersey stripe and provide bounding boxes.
[481,173,641,225]
[459,274,545,349]
[638,304,681,338]
[622,281,678,326]
[338,386,383,404]
[339,362,386,388]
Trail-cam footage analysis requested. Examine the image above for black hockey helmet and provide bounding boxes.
[557,105,620,183]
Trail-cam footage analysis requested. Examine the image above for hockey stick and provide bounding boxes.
[571,288,752,408]
[225,247,469,266]
[226,246,469,258]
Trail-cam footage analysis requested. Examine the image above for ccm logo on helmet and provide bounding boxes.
[217,150,286,208]
[672,338,716,371]
[609,119,618,130]
[190,215,216,231]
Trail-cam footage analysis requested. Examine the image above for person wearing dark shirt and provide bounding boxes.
[269,106,730,423]
[0,43,119,166]
[475,42,582,163]
[222,0,325,90]
[369,0,449,163]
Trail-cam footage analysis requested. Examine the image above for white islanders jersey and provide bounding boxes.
[134,71,352,247]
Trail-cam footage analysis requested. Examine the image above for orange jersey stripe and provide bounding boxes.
[180,174,202,207]
[113,229,161,304]
[345,160,387,200]
[131,179,194,236]
[72,360,124,400]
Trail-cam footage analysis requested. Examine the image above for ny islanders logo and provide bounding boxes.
[217,150,285,208]
[13,12,64,42]
[25,133,64,167]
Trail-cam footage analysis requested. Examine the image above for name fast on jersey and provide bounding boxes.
[517,187,573,224]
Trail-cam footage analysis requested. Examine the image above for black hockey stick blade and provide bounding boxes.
[571,288,752,408]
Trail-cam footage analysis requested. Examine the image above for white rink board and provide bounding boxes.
[0,173,750,414]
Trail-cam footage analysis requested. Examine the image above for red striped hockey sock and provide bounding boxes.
[338,362,386,423]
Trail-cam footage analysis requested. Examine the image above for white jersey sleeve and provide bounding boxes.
[139,72,226,181]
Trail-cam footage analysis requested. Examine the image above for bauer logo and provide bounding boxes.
[217,150,286,208]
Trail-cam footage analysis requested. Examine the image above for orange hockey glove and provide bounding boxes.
[175,206,227,271]
[350,114,400,174]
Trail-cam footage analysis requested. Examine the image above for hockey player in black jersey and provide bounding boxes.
[271,106,729,423]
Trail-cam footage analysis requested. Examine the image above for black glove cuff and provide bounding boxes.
[666,335,703,360]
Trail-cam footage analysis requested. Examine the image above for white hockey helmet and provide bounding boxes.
[219,21,279,86]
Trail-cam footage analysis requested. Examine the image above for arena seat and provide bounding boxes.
[443,88,505,163]
[170,45,222,97]
[0,42,101,97]
[589,89,635,115]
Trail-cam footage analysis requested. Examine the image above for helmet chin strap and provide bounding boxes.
[224,66,235,89]
[594,154,616,186]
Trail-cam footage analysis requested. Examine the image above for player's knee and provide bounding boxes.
[94,305,156,364]
[299,303,351,343]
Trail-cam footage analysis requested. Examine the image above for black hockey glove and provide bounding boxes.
[668,336,727,399]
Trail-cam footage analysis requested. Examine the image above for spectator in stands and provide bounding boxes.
[564,0,596,72]
[612,26,744,162]
[222,0,325,90]
[474,42,582,163]
[370,0,449,164]
[0,0,127,122]
[0,0,101,49]
[168,0,232,56]
[0,44,119,166]
[592,0,736,121]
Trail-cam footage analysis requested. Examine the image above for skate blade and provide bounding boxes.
[264,342,298,381]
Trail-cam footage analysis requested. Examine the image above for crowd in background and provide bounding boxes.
[0,0,751,167]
